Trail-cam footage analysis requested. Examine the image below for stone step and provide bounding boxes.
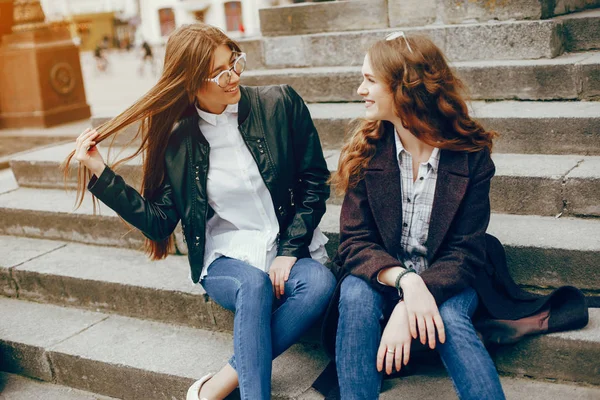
[90,100,600,154]
[323,151,600,218]
[0,230,598,334]
[10,143,142,190]
[258,0,600,37]
[259,0,388,37]
[244,8,600,70]
[560,8,600,52]
[0,120,91,169]
[241,51,600,102]
[10,143,600,217]
[0,168,17,195]
[0,297,598,399]
[0,372,118,400]
[0,195,599,295]
[252,16,562,68]
[309,101,600,155]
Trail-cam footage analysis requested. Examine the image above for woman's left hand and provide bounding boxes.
[269,256,297,299]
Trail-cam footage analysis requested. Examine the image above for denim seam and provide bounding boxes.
[203,275,242,288]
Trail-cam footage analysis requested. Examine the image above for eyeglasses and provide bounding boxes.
[385,31,413,54]
[206,52,247,88]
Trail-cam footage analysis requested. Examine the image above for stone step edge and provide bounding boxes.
[0,297,599,400]
[246,10,600,71]
[257,1,600,38]
[1,231,599,337]
[84,100,600,155]
[1,189,599,252]
[242,50,600,75]
[0,372,119,400]
[12,144,600,176]
[0,297,326,400]
[239,51,600,102]
[9,147,600,217]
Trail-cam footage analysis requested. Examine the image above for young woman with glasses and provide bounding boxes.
[322,33,588,399]
[66,23,336,400]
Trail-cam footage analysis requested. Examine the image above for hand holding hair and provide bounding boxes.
[74,128,106,177]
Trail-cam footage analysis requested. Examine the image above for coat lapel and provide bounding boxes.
[364,123,403,255]
[426,150,470,260]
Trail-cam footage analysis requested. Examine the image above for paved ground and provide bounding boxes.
[0,372,117,400]
[79,50,163,117]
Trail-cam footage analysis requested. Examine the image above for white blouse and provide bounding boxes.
[195,103,328,281]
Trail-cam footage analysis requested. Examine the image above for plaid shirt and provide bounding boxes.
[395,131,440,274]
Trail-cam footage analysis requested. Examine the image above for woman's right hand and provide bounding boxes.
[400,273,446,349]
[75,128,106,177]
[377,301,412,375]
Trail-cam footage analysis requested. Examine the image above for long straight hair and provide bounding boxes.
[62,24,241,259]
[331,35,497,196]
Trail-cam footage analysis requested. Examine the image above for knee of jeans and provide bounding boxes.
[439,301,472,331]
[238,268,273,298]
[302,262,337,299]
[339,276,383,318]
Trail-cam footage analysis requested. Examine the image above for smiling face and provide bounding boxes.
[357,54,396,122]
[195,44,242,114]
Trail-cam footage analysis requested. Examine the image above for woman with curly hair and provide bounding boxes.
[323,33,588,399]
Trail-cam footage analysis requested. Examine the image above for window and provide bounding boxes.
[224,1,243,32]
[158,8,176,37]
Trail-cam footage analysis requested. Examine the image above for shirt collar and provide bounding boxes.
[394,129,440,172]
[195,103,239,126]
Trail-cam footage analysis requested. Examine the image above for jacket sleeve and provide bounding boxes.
[87,165,180,242]
[277,85,330,259]
[338,179,404,291]
[420,152,495,305]
[337,176,404,291]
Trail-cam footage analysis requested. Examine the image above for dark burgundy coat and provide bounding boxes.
[321,122,588,357]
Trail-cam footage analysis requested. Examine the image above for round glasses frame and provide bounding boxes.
[206,52,247,88]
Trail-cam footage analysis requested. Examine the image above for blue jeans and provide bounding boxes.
[201,256,336,400]
[336,275,505,400]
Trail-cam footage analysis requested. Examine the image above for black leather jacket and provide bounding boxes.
[88,85,330,283]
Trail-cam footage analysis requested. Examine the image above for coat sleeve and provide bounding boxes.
[338,176,404,291]
[87,165,180,242]
[420,151,495,305]
[277,85,330,259]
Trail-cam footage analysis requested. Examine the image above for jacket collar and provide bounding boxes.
[178,85,251,126]
[238,85,251,126]
[176,86,253,146]
[195,103,238,126]
[368,122,468,177]
[364,121,470,261]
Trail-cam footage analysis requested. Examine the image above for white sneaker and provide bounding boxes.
[186,373,214,400]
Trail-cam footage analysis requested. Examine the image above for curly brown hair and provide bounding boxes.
[330,35,497,196]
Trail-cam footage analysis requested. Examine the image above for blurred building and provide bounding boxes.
[137,0,275,44]
[37,0,318,49]
[40,0,138,51]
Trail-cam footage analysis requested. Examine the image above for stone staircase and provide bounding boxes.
[1,1,600,398]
